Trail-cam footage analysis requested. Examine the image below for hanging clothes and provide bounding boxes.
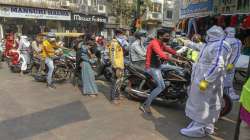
[242,16,250,29]
[216,15,226,27]
[230,15,238,27]
[187,18,198,38]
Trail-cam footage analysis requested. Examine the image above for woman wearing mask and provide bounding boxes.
[79,35,98,97]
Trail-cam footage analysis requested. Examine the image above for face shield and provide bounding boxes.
[225,27,236,37]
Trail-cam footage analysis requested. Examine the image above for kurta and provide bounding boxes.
[80,43,98,95]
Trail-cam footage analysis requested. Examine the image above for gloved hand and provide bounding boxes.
[199,80,209,91]
[226,64,234,71]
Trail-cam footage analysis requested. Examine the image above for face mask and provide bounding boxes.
[161,37,170,43]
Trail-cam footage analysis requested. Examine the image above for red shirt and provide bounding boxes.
[145,39,176,69]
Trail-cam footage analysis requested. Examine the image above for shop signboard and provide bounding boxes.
[72,13,107,23]
[0,6,71,20]
[180,0,213,18]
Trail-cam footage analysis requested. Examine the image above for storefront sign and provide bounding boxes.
[0,6,71,20]
[72,14,107,23]
[180,0,213,18]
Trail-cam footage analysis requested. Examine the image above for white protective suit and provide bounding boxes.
[224,27,242,100]
[18,36,31,71]
[185,26,232,125]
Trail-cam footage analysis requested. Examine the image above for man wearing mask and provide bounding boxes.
[41,32,59,89]
[179,26,232,137]
[139,28,182,114]
[224,27,242,101]
[108,29,128,104]
[129,30,147,68]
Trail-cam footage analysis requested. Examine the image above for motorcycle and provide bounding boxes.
[32,56,70,83]
[122,56,232,117]
[7,50,33,73]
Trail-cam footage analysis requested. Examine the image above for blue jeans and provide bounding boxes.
[187,18,198,37]
[143,67,165,108]
[45,58,54,85]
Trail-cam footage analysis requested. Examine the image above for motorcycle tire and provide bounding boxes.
[220,93,233,117]
[31,65,39,77]
[52,65,68,83]
[34,75,47,82]
[10,66,21,73]
[103,67,113,82]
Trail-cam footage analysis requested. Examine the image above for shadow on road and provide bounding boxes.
[0,101,90,140]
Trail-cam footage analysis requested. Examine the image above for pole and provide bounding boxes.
[137,0,141,18]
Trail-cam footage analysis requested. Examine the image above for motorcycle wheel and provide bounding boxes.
[103,67,112,82]
[10,66,21,73]
[124,75,151,101]
[31,65,39,77]
[220,93,233,117]
[53,65,68,83]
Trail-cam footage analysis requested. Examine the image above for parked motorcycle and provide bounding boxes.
[122,56,232,117]
[32,56,70,83]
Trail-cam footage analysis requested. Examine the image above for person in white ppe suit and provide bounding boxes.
[224,27,242,101]
[179,26,232,137]
[18,36,31,75]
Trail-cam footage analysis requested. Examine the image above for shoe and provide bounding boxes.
[89,94,97,98]
[180,122,207,138]
[47,84,56,89]
[205,124,214,135]
[229,92,240,101]
[139,105,152,114]
[111,100,121,105]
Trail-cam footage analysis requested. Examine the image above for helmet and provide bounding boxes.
[47,32,56,38]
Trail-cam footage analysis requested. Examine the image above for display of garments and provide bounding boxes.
[187,18,198,38]
[185,26,232,124]
[230,15,238,27]
[216,16,225,27]
[242,16,250,29]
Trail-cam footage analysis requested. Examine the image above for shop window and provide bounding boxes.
[149,2,162,13]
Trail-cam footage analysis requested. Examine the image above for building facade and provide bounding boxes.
[0,0,108,37]
[162,0,179,28]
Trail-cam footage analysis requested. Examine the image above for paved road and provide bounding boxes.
[0,64,240,140]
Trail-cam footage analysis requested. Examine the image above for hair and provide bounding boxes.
[114,29,123,36]
[156,28,172,39]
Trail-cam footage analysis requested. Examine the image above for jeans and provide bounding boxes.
[143,68,165,108]
[187,18,198,37]
[45,57,54,85]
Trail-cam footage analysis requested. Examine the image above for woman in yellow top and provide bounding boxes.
[42,32,59,88]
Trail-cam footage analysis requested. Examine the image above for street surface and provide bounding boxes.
[0,63,240,140]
